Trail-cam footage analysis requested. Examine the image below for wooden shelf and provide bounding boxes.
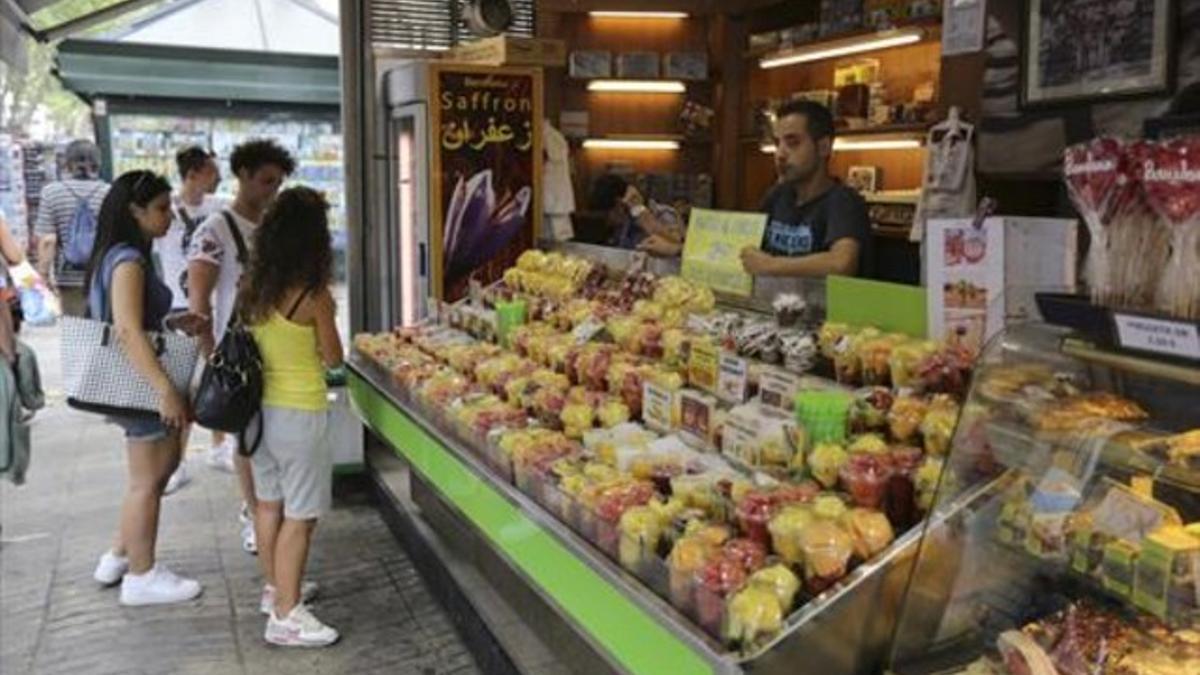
[744,16,942,60]
[738,123,931,143]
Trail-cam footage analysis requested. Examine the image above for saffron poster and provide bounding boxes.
[431,64,543,302]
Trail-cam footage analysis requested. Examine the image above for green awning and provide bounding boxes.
[55,38,340,106]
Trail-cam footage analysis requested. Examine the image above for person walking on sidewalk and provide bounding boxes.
[187,139,295,555]
[157,146,223,496]
[239,186,342,647]
[87,171,209,606]
[34,139,109,317]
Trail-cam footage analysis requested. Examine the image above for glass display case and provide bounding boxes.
[890,323,1200,674]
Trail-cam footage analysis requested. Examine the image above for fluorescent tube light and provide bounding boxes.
[583,139,681,150]
[589,11,689,19]
[760,27,924,68]
[587,79,687,93]
[832,138,923,151]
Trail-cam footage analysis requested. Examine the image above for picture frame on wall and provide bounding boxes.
[1022,0,1175,108]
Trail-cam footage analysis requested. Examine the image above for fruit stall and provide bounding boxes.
[348,242,974,674]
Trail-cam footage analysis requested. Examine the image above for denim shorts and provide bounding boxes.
[108,414,170,442]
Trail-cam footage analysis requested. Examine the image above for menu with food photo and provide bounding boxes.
[928,218,1006,355]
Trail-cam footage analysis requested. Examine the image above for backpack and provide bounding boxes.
[62,184,102,268]
[175,207,204,300]
[192,212,264,455]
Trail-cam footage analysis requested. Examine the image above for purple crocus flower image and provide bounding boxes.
[443,169,532,282]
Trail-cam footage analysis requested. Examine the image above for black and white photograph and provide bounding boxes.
[1024,0,1174,106]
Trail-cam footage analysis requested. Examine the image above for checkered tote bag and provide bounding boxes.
[61,315,199,417]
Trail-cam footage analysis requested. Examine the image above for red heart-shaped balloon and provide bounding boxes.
[1141,139,1200,227]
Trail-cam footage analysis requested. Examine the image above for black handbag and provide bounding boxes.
[192,213,265,456]
[193,317,264,455]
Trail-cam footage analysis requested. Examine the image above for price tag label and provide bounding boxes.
[721,415,759,463]
[642,380,674,433]
[678,389,716,449]
[1114,314,1200,361]
[759,368,801,412]
[688,342,720,393]
[572,316,605,345]
[717,352,749,403]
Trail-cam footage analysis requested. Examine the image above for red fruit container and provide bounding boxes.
[839,453,894,510]
[735,492,779,548]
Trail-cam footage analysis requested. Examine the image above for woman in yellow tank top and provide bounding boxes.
[238,187,343,647]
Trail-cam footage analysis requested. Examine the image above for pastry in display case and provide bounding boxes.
[889,323,1200,675]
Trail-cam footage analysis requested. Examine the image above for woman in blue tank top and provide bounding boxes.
[83,171,210,607]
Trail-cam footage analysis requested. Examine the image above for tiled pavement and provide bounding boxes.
[0,324,481,675]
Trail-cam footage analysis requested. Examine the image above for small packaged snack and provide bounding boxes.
[769,504,816,565]
[725,586,784,646]
[888,340,938,389]
[859,334,903,386]
[808,442,849,489]
[618,504,664,571]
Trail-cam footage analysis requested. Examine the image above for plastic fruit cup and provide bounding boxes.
[839,454,894,510]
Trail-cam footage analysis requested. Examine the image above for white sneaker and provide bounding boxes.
[163,462,191,496]
[259,581,320,615]
[206,438,235,473]
[241,521,257,555]
[119,564,202,606]
[265,604,339,647]
[93,550,129,586]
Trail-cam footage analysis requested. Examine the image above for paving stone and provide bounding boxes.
[1,325,479,675]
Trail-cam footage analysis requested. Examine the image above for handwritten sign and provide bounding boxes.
[681,208,768,297]
[1114,314,1200,361]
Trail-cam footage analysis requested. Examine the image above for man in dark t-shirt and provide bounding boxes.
[742,100,872,278]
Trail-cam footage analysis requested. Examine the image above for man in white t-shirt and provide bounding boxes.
[157,147,223,497]
[187,139,295,554]
[158,147,222,311]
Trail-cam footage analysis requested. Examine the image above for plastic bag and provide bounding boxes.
[9,261,59,326]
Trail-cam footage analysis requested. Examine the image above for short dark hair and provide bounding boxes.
[64,139,100,179]
[230,138,296,177]
[588,173,628,212]
[775,99,836,142]
[175,145,215,180]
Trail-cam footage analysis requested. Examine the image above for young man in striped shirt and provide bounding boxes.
[34,140,109,317]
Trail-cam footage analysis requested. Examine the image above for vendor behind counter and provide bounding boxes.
[743,99,873,280]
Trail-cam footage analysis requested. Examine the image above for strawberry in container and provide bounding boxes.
[722,537,768,572]
[839,452,894,510]
[694,557,749,638]
[638,322,665,360]
[735,491,781,549]
[530,385,567,429]
[915,344,974,397]
[886,445,924,531]
[593,480,655,557]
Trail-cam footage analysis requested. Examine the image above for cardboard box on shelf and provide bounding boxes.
[446,36,566,67]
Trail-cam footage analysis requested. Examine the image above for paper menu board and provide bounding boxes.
[927,218,1006,355]
[681,208,768,297]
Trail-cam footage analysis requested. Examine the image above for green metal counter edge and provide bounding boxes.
[348,370,716,675]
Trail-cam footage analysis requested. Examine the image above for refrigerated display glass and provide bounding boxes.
[890,322,1200,674]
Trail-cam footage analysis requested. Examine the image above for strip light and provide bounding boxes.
[760,27,924,69]
[832,138,922,151]
[583,139,681,151]
[760,139,922,153]
[589,11,689,19]
[587,79,686,93]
